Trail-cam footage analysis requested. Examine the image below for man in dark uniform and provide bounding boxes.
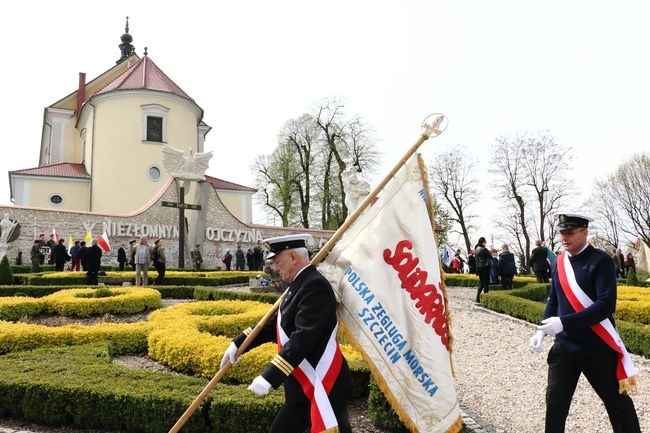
[221,234,352,433]
[530,240,550,283]
[529,213,640,433]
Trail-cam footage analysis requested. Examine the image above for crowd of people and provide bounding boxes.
[28,233,273,287]
[447,235,640,304]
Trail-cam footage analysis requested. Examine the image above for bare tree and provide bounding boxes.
[429,149,478,255]
[604,153,650,247]
[253,97,380,229]
[520,132,572,243]
[490,134,533,269]
[587,179,622,250]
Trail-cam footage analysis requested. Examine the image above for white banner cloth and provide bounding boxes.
[320,156,460,433]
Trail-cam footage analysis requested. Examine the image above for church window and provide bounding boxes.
[49,194,64,205]
[147,165,161,181]
[141,104,169,143]
[146,116,163,142]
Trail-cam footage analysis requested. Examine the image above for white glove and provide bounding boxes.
[248,375,272,396]
[529,330,546,353]
[219,342,240,369]
[537,316,564,336]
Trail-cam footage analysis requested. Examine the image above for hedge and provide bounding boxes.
[0,343,284,433]
[19,270,261,286]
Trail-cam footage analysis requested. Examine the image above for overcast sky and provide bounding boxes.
[2,1,649,244]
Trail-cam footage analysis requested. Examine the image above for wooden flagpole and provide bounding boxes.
[311,113,447,264]
[167,294,284,433]
[167,113,446,433]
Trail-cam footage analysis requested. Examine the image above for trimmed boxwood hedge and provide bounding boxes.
[0,343,284,433]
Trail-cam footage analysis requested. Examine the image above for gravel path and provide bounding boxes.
[1,286,648,432]
[449,286,650,433]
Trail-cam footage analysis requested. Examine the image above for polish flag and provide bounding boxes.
[51,227,59,243]
[98,231,111,253]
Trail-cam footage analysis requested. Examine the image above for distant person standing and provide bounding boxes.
[85,240,102,285]
[191,244,203,270]
[474,237,491,302]
[530,240,550,283]
[467,249,476,274]
[37,234,46,264]
[624,253,636,277]
[152,239,166,285]
[222,250,233,271]
[52,238,70,272]
[253,244,263,271]
[30,239,41,272]
[128,240,137,270]
[47,234,56,265]
[235,246,245,271]
[530,213,640,433]
[498,244,517,290]
[246,248,254,271]
[616,248,626,279]
[69,240,81,271]
[117,245,127,271]
[134,236,151,286]
[78,241,88,271]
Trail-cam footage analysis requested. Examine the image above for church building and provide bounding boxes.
[1,20,331,268]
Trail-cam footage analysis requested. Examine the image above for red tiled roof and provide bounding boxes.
[205,175,256,192]
[10,163,89,179]
[96,56,192,100]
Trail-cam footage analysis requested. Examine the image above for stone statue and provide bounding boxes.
[161,145,213,181]
[0,213,18,245]
[341,166,371,212]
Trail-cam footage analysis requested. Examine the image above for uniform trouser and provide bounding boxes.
[154,262,165,285]
[545,341,640,433]
[135,263,148,286]
[270,362,352,433]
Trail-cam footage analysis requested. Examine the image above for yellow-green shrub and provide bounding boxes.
[42,288,161,317]
[0,297,46,321]
[0,320,150,355]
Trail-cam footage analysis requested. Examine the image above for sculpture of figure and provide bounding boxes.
[161,145,213,181]
[341,165,371,212]
[0,213,18,245]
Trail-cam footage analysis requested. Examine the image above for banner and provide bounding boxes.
[98,231,111,253]
[320,155,460,433]
[84,231,93,243]
[441,244,455,267]
[67,234,74,254]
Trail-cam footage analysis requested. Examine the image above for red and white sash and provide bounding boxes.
[557,253,638,393]
[277,309,343,433]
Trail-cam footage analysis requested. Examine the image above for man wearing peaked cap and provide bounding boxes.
[529,212,641,432]
[556,212,592,231]
[220,233,352,433]
[263,233,310,259]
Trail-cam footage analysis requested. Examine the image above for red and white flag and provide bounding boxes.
[98,231,111,253]
[51,227,59,243]
[319,155,460,433]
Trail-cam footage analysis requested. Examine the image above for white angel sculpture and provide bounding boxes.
[161,145,213,181]
[341,165,370,212]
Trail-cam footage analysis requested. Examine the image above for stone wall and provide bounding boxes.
[0,180,333,269]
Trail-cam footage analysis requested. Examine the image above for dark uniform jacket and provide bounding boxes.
[530,245,550,272]
[543,245,617,353]
[233,264,351,402]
